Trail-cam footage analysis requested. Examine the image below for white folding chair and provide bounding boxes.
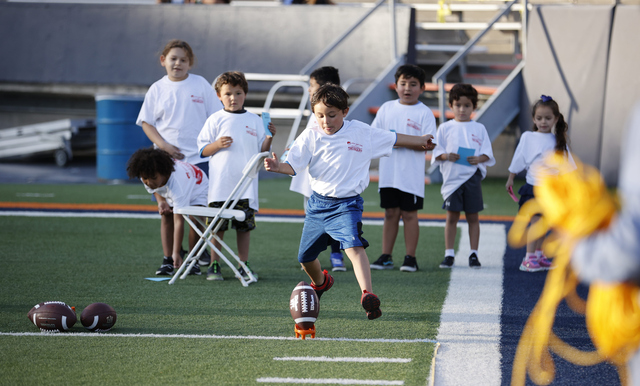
[169,151,270,286]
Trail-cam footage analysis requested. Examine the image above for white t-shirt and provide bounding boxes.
[286,119,396,198]
[197,110,266,211]
[143,160,208,208]
[432,120,496,200]
[372,100,437,197]
[508,131,576,186]
[136,74,223,165]
[288,114,316,198]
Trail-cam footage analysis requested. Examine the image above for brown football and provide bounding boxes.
[80,302,117,332]
[289,281,319,329]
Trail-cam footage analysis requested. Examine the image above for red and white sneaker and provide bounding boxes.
[361,290,382,320]
[519,255,544,272]
[310,270,334,299]
[537,255,553,270]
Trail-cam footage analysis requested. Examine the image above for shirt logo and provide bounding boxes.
[182,162,204,184]
[471,133,482,146]
[191,95,204,103]
[407,119,421,131]
[246,126,257,137]
[347,141,363,153]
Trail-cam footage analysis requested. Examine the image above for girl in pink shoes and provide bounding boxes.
[506,95,574,272]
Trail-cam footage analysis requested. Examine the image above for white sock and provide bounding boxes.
[445,249,455,257]
[535,249,543,258]
[470,249,478,257]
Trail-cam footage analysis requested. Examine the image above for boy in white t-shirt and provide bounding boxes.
[126,148,209,276]
[432,84,495,269]
[197,71,275,282]
[370,64,436,272]
[264,84,435,320]
[289,66,347,272]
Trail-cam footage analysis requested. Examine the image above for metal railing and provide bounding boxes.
[431,0,527,125]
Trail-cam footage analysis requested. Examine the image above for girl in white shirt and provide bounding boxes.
[506,95,573,272]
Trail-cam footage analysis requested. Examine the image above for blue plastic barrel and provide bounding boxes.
[95,94,151,181]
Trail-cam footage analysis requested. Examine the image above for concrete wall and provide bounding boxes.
[0,3,411,90]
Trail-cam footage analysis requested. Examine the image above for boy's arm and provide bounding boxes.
[395,133,436,151]
[264,152,295,175]
[172,214,185,268]
[141,122,184,160]
[467,154,490,165]
[155,193,173,215]
[201,136,233,157]
[260,123,277,152]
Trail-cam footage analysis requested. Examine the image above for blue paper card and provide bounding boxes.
[261,112,272,136]
[455,147,475,166]
[144,277,171,282]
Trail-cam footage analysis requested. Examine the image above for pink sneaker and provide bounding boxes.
[537,255,553,270]
[519,256,543,272]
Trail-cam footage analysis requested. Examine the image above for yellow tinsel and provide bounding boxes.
[508,153,640,386]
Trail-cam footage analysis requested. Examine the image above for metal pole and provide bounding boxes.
[438,78,446,126]
[521,0,527,61]
[389,0,397,61]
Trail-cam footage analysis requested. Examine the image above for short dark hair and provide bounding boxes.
[310,66,341,86]
[394,64,426,86]
[311,84,349,112]
[126,147,175,180]
[214,71,249,95]
[448,83,478,109]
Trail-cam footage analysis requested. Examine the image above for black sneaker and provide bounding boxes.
[399,255,418,272]
[439,255,454,269]
[198,249,211,266]
[188,262,201,275]
[156,257,174,275]
[469,253,481,269]
[371,254,393,270]
[361,290,382,320]
[207,261,223,281]
[238,262,258,281]
[310,270,334,299]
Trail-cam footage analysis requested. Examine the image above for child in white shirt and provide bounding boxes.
[197,71,275,282]
[126,148,209,275]
[370,64,437,272]
[264,84,435,320]
[432,84,495,269]
[506,95,573,272]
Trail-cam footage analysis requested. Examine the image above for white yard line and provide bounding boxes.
[256,378,404,385]
[273,356,411,363]
[433,223,506,386]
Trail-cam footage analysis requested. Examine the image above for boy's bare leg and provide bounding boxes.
[160,212,174,257]
[382,208,401,255]
[401,210,419,257]
[467,212,480,251]
[301,259,325,286]
[236,230,250,262]
[445,210,460,250]
[344,247,373,293]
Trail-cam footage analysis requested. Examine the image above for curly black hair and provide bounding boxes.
[126,147,175,180]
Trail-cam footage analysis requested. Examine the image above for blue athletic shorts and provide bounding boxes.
[297,192,369,263]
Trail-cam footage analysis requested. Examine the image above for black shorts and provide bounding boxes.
[442,169,484,213]
[379,188,424,211]
[208,199,256,232]
[517,183,535,209]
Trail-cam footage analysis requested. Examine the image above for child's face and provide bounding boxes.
[450,96,475,122]
[396,75,424,105]
[308,78,321,99]
[532,105,558,134]
[142,174,168,190]
[217,83,246,112]
[314,102,348,135]
[160,47,191,82]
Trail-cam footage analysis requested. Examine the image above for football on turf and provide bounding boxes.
[27,301,77,332]
[81,302,117,332]
[289,281,319,329]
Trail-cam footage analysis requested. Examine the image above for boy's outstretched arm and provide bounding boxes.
[395,133,436,151]
[261,123,277,152]
[264,152,295,175]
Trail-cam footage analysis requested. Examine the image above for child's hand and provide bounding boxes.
[264,152,280,172]
[446,153,460,162]
[267,123,277,137]
[158,201,172,215]
[421,134,436,151]
[173,254,183,270]
[162,144,185,160]
[505,179,514,191]
[217,136,233,149]
[467,155,482,165]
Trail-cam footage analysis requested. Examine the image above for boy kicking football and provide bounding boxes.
[264,84,435,319]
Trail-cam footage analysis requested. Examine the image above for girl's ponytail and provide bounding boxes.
[554,113,569,153]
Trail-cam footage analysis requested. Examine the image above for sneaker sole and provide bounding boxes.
[370,265,394,270]
[399,266,417,272]
[331,267,347,272]
[439,264,453,269]
[469,265,482,269]
[361,293,381,312]
[519,265,543,273]
[367,308,382,320]
[206,275,224,281]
